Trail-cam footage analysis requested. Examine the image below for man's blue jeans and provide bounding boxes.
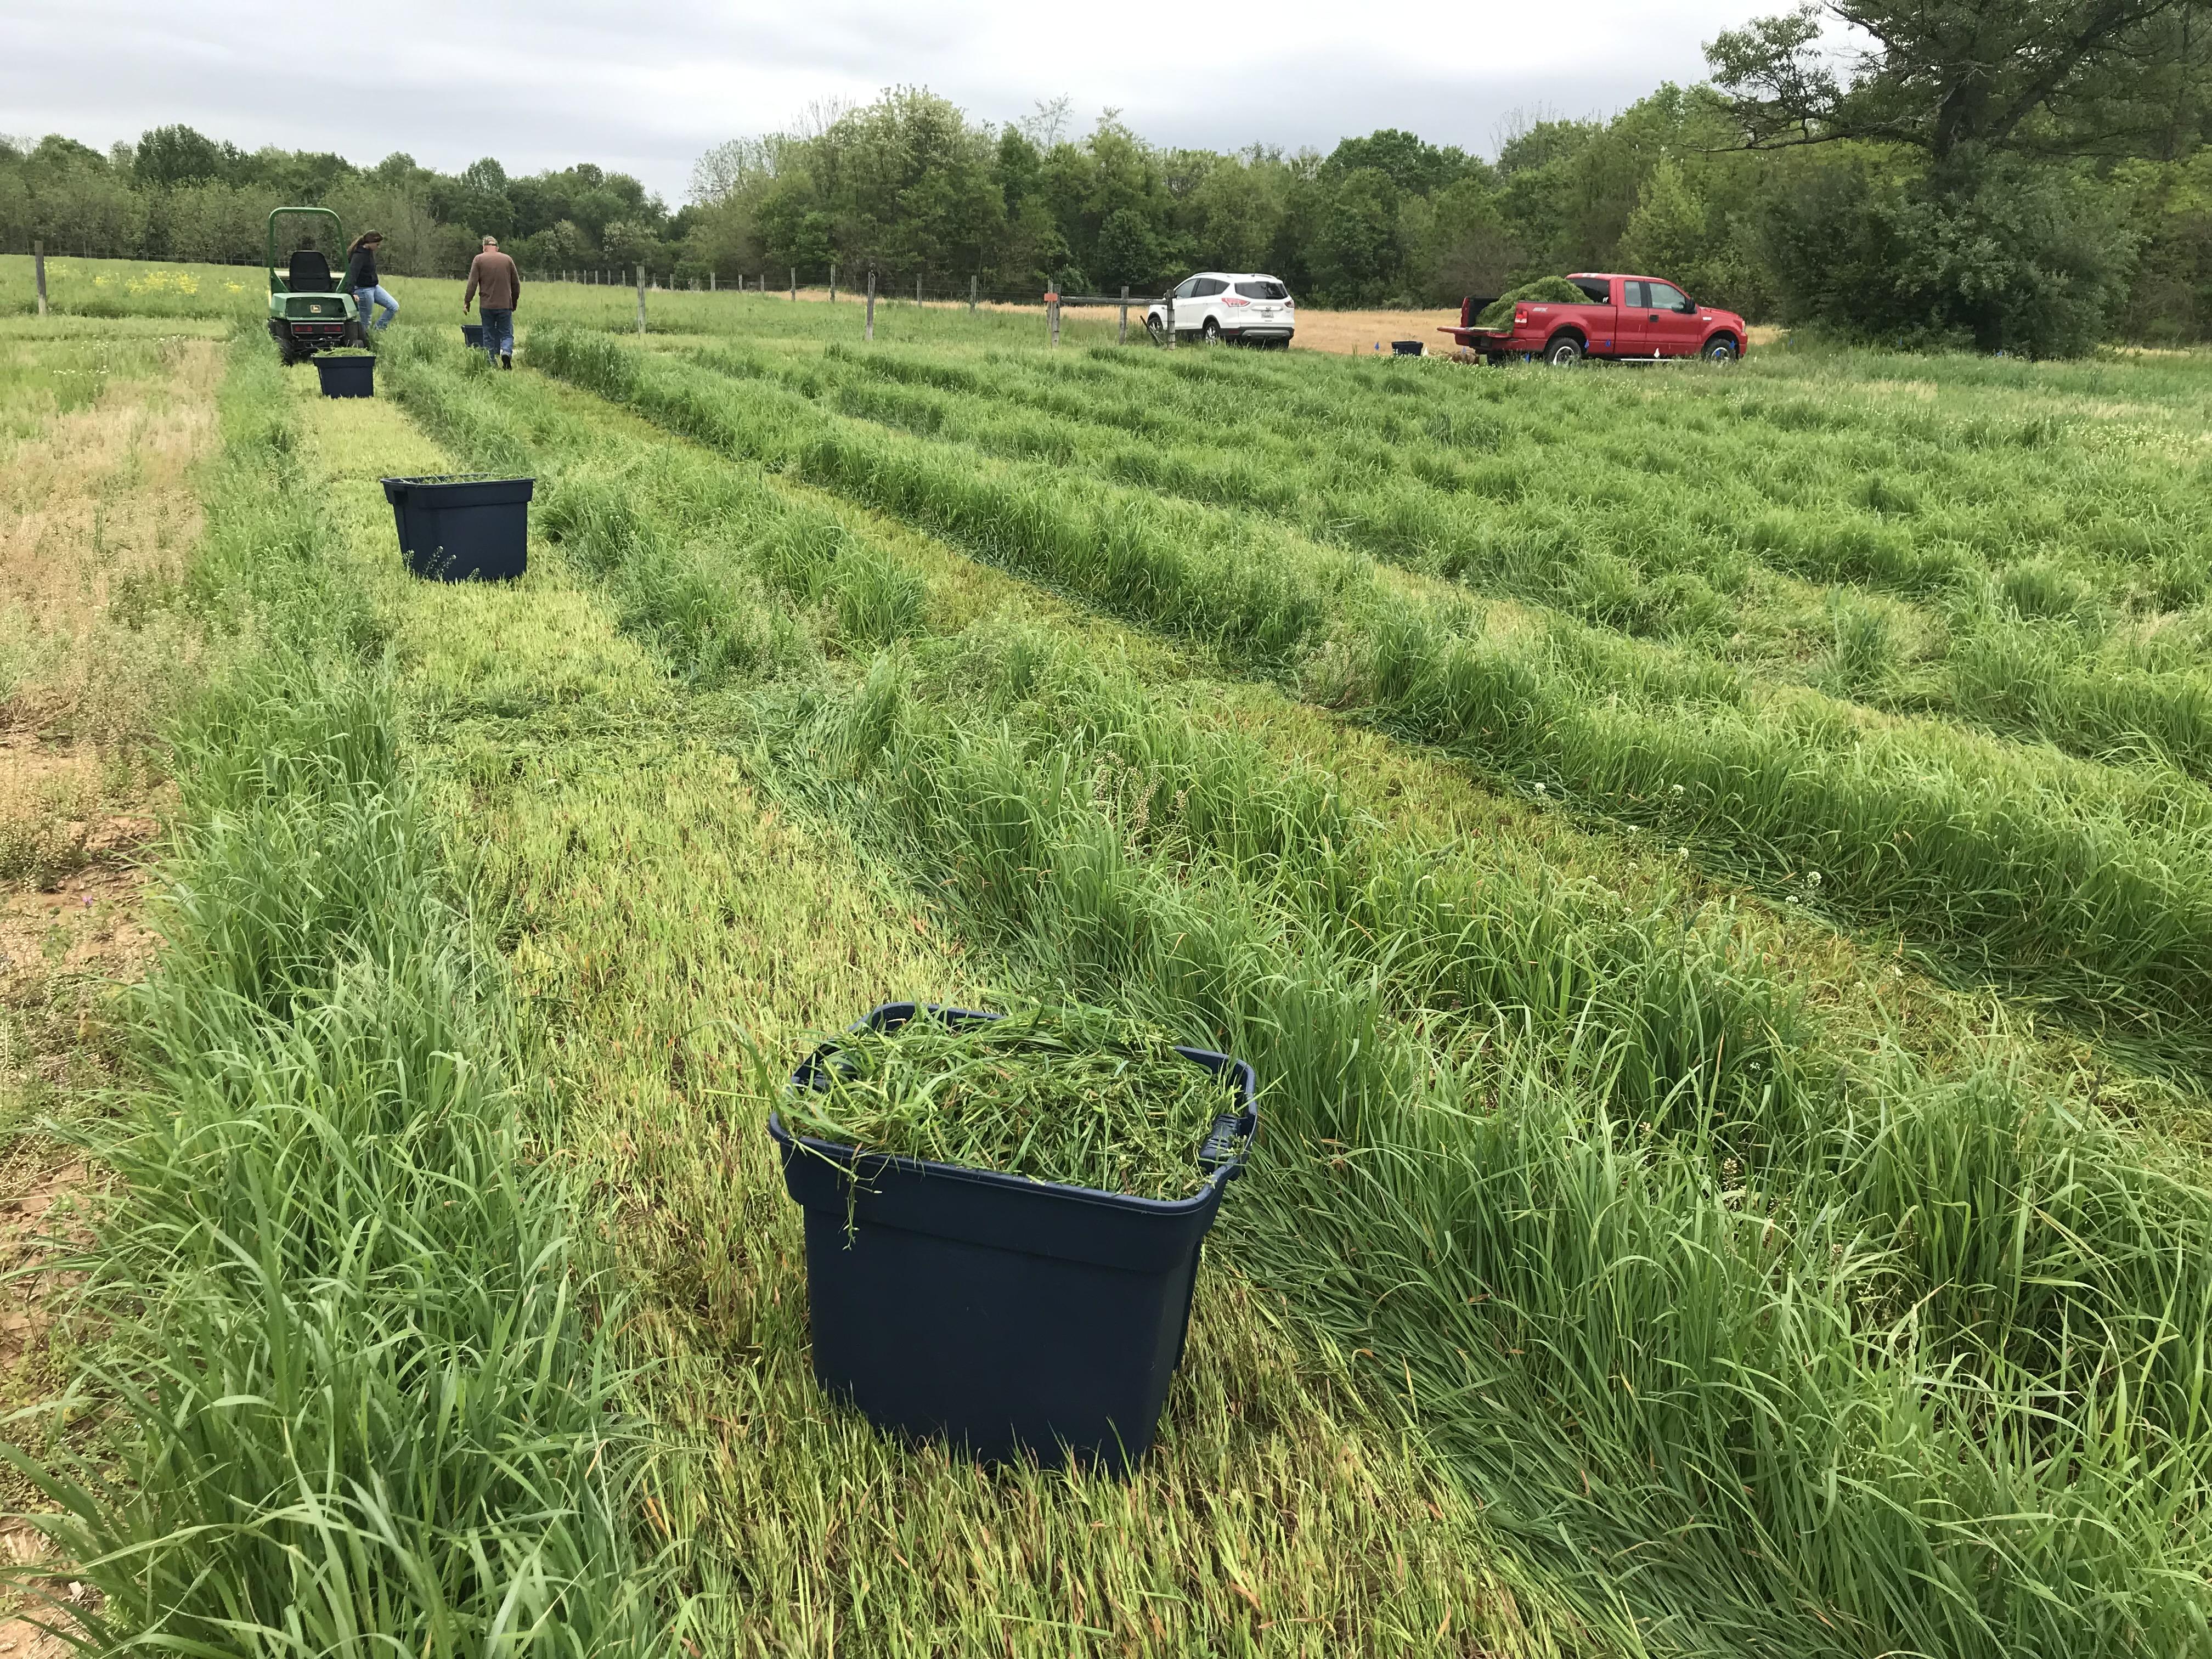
[479,307,514,362]
[354,285,397,331]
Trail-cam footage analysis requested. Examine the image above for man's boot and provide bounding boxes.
[501,352,512,370]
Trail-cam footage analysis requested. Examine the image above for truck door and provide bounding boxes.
[1619,280,1660,354]
[1571,275,1623,354]
[1643,280,1702,356]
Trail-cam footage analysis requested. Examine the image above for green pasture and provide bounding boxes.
[10,279,2212,1656]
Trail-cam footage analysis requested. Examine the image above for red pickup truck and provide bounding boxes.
[1440,273,1748,365]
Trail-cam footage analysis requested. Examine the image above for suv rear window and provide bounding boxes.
[1235,280,1288,300]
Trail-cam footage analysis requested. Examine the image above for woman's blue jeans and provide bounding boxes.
[354,285,397,331]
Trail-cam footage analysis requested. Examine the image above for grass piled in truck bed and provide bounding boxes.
[1471,276,1589,329]
[782,1007,1228,1198]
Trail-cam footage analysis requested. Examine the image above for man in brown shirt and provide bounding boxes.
[464,235,522,369]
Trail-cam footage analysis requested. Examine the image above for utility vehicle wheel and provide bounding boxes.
[1544,335,1584,366]
[1704,335,1739,362]
[1201,317,1222,343]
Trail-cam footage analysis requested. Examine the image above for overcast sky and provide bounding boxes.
[7,0,1771,201]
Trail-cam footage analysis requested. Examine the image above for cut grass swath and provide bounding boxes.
[783,1005,1230,1199]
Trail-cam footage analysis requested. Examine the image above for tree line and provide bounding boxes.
[0,131,676,287]
[9,0,2212,353]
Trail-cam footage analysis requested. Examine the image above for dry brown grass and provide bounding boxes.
[1,337,217,737]
[0,341,212,1626]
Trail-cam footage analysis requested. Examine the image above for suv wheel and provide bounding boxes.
[1544,335,1584,366]
[1147,315,1168,346]
[1201,317,1222,343]
[1705,335,1739,362]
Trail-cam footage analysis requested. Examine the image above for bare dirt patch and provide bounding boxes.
[0,1613,73,1659]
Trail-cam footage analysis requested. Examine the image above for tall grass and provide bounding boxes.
[378,335,1563,1654]
[699,336,2212,782]
[398,335,2212,1653]
[528,324,2212,1040]
[2,337,658,1652]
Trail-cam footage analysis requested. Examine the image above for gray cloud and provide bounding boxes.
[4,0,1761,198]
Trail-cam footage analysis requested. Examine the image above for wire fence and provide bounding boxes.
[3,243,1166,307]
[12,244,1189,347]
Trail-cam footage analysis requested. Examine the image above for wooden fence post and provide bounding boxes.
[916,274,923,306]
[33,241,47,317]
[1048,292,1061,346]
[1119,285,1128,345]
[830,263,838,303]
[791,268,797,301]
[635,264,646,336]
[1165,290,1176,349]
[969,274,978,315]
[865,271,875,341]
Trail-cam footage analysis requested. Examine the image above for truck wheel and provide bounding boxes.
[1544,335,1584,366]
[1704,335,1739,362]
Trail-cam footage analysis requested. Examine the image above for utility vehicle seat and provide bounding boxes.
[286,249,332,291]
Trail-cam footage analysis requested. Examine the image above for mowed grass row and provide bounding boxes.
[528,324,2212,1039]
[356,346,1565,1656]
[391,334,2160,1119]
[387,338,2212,1655]
[705,335,2212,784]
[4,337,659,1651]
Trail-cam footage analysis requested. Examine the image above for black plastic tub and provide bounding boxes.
[461,323,484,348]
[380,474,534,582]
[314,354,375,397]
[1391,338,1425,357]
[771,1002,1258,1474]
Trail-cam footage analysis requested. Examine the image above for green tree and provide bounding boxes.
[1709,0,2212,164]
[1758,146,2135,353]
[133,125,242,189]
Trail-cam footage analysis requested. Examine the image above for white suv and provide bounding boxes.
[1147,273,1296,348]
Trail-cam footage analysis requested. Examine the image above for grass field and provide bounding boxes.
[5,274,2212,1655]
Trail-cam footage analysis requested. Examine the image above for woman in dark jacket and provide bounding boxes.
[345,232,396,337]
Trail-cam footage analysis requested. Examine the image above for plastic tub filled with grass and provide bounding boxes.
[313,348,376,398]
[770,1001,1258,1473]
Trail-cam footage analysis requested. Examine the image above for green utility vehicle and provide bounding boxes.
[265,206,362,364]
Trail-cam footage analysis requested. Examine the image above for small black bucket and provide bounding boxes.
[461,323,484,348]
[380,474,534,582]
[314,354,375,397]
[771,1002,1257,1474]
[1391,338,1424,357]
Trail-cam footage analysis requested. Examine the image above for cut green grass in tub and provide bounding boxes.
[783,1007,1232,1199]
